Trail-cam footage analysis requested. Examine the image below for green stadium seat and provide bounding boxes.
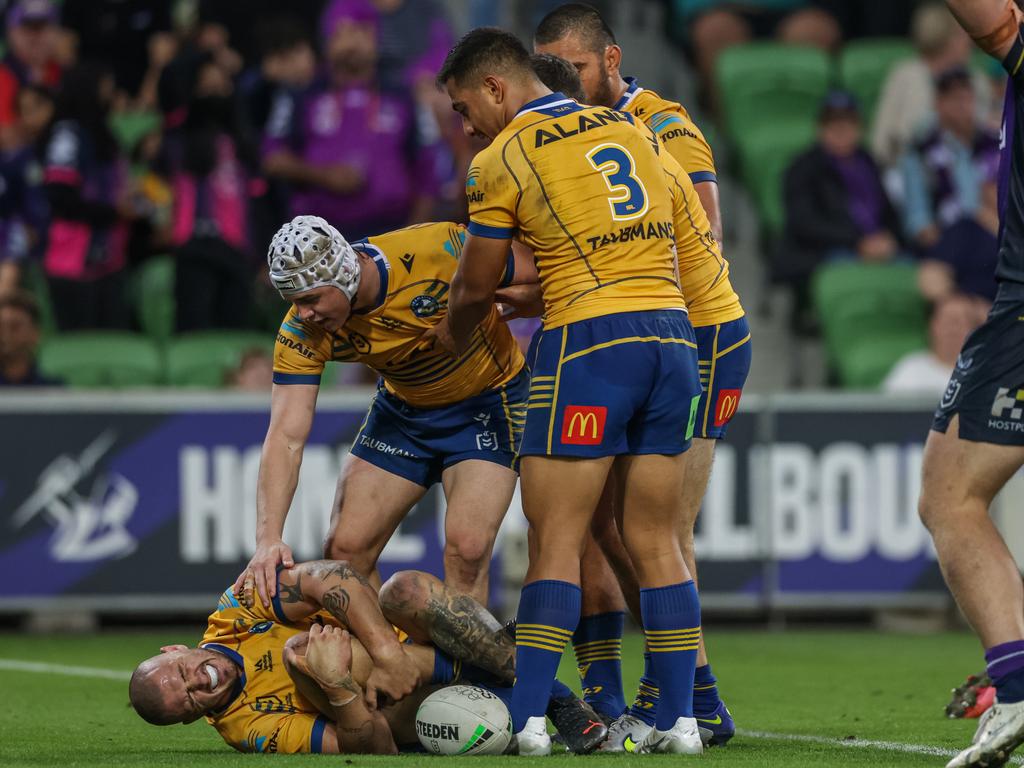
[130,256,175,343]
[838,38,915,131]
[812,262,928,388]
[38,332,163,387]
[737,120,817,238]
[21,261,57,338]
[166,331,275,387]
[716,43,831,137]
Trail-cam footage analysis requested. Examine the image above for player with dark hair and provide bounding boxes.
[439,26,717,755]
[129,563,606,754]
[534,4,746,750]
[919,2,1024,767]
[529,53,587,102]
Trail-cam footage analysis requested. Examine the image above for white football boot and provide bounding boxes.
[946,699,1024,768]
[598,713,653,752]
[511,716,552,756]
[633,716,704,755]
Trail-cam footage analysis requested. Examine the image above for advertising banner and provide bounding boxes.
[0,392,948,612]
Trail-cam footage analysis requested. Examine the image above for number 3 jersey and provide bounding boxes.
[466,92,717,329]
[199,588,338,753]
[272,221,524,408]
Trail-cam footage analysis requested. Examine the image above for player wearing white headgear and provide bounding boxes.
[235,216,533,610]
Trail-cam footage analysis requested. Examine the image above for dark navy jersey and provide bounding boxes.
[997,29,1024,285]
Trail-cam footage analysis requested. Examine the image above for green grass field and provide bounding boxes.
[0,629,1009,767]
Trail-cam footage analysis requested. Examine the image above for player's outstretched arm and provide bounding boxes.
[449,232,513,352]
[275,560,423,707]
[379,570,515,685]
[233,383,318,606]
[947,0,1022,59]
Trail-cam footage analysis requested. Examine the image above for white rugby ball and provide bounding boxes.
[415,684,512,755]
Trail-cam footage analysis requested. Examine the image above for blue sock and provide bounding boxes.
[572,611,626,719]
[627,649,659,726]
[510,580,580,731]
[693,664,722,717]
[641,581,701,730]
[550,677,573,699]
[431,649,456,685]
[986,640,1024,704]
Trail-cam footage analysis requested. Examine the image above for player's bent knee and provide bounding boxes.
[444,534,491,574]
[379,570,428,617]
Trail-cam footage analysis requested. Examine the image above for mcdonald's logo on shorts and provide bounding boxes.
[561,405,607,445]
[714,389,742,427]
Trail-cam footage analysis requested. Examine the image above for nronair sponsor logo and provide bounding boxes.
[586,221,674,251]
[661,127,698,142]
[417,721,459,740]
[277,333,315,360]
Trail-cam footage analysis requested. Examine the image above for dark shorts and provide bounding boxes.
[694,315,752,439]
[932,285,1024,446]
[521,309,702,458]
[350,368,528,487]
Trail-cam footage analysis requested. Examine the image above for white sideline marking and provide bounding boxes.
[0,658,131,681]
[741,729,1024,764]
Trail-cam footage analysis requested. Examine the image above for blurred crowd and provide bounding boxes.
[774,2,999,393]
[0,0,470,334]
[0,0,1000,395]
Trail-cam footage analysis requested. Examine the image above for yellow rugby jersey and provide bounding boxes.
[617,78,744,328]
[273,222,524,408]
[467,93,686,329]
[200,587,339,754]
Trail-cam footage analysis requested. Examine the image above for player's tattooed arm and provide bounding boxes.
[277,560,422,706]
[380,571,515,684]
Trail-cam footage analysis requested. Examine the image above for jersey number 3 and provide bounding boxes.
[585,143,649,222]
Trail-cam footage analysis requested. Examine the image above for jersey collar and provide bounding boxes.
[615,77,643,111]
[350,241,391,315]
[516,91,574,118]
[201,643,247,714]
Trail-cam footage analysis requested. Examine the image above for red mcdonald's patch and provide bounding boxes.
[561,405,607,445]
[714,389,742,427]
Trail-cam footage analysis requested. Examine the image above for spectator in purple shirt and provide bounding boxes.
[261,0,439,239]
[780,91,905,332]
[0,290,61,386]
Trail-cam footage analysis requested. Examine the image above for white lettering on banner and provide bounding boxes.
[769,444,816,559]
[180,444,425,563]
[819,444,870,562]
[691,442,933,562]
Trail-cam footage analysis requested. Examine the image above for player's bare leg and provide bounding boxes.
[615,452,703,755]
[509,455,613,749]
[440,459,518,604]
[379,569,514,684]
[919,416,1024,647]
[324,455,428,584]
[920,415,1024,768]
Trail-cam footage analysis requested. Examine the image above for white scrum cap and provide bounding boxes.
[267,215,361,301]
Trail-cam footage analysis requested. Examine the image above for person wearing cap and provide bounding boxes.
[0,0,61,146]
[234,216,533,610]
[780,89,905,334]
[900,66,1000,254]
